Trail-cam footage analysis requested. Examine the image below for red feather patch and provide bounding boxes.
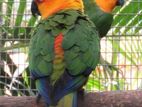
[54,33,64,55]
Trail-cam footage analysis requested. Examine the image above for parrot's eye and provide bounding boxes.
[36,0,44,3]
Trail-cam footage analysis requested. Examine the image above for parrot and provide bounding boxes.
[83,0,124,38]
[29,0,100,107]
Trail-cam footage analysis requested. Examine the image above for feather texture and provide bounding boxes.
[29,9,100,106]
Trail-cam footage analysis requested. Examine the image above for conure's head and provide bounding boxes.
[31,0,84,19]
[95,0,125,13]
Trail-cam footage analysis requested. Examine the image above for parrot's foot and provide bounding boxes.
[46,104,49,107]
[36,94,49,107]
[36,93,42,104]
[77,88,85,100]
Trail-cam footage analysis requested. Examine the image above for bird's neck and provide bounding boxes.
[39,0,84,19]
[95,0,116,13]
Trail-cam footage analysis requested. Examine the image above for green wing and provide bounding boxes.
[29,24,54,78]
[29,10,88,79]
[29,9,100,78]
[63,17,100,76]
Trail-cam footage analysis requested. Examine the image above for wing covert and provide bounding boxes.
[63,17,100,76]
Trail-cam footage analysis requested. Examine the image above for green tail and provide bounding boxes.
[50,92,77,107]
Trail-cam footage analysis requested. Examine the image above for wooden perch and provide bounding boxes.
[0,90,142,107]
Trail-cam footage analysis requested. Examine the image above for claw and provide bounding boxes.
[36,93,42,104]
[77,88,85,100]
[36,94,50,107]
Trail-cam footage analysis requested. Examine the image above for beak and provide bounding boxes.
[116,0,125,6]
[31,0,41,17]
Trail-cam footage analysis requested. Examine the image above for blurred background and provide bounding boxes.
[0,0,142,96]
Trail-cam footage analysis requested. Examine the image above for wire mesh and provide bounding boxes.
[0,0,142,96]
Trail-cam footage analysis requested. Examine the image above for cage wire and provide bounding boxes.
[0,0,142,96]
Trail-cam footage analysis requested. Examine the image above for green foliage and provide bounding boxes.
[0,0,36,95]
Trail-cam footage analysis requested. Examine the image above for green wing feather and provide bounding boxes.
[29,10,80,78]
[29,9,100,79]
[29,9,100,106]
[29,25,54,77]
[63,16,100,76]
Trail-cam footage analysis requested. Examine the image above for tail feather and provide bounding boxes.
[35,68,90,106]
[36,78,53,105]
[50,92,77,107]
[35,76,80,107]
[53,71,88,103]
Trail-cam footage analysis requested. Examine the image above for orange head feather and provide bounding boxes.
[95,0,124,13]
[33,0,84,19]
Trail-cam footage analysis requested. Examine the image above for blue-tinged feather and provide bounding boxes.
[36,78,53,105]
[53,68,92,103]
[55,92,77,107]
